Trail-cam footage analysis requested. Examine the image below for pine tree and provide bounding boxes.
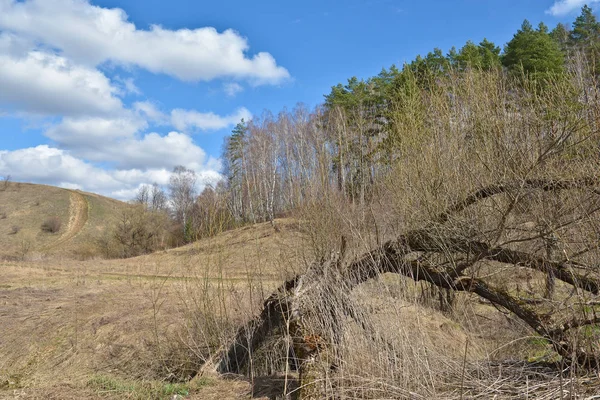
[503,20,565,81]
[570,5,600,46]
[454,39,501,71]
[455,41,481,69]
[550,23,571,53]
[479,38,502,70]
[570,5,600,73]
[225,119,248,221]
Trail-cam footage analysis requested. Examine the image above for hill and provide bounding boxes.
[0,217,309,399]
[2,183,599,398]
[0,182,129,260]
[0,215,488,399]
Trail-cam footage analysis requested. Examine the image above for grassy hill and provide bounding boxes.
[1,184,597,398]
[0,182,129,260]
[0,212,544,399]
[0,217,311,399]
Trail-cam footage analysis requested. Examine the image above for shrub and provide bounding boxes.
[41,217,61,233]
[9,225,20,235]
[0,175,9,191]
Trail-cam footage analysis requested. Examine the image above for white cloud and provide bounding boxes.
[45,115,210,169]
[133,101,167,123]
[0,145,119,190]
[115,76,141,96]
[0,1,266,199]
[547,0,599,16]
[0,145,222,200]
[224,82,244,97]
[0,0,290,84]
[171,107,251,132]
[111,131,209,170]
[0,46,124,117]
[45,115,147,149]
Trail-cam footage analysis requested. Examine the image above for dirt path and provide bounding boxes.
[41,190,89,250]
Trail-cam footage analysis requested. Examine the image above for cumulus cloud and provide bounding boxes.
[109,131,210,170]
[0,145,119,190]
[171,107,251,132]
[547,0,599,16]
[37,104,242,194]
[0,145,222,199]
[0,46,124,117]
[0,0,290,84]
[0,0,270,198]
[45,115,211,169]
[45,116,147,149]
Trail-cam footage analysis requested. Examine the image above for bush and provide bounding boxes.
[41,217,61,233]
[9,225,20,235]
[1,175,10,191]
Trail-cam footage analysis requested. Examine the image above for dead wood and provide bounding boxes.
[205,177,600,390]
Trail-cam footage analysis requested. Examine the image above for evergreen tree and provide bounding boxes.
[454,39,501,70]
[224,120,248,221]
[570,5,600,46]
[479,38,502,70]
[455,41,481,69]
[424,48,450,74]
[503,20,565,81]
[226,119,247,181]
[447,46,459,68]
[570,5,600,73]
[550,23,571,53]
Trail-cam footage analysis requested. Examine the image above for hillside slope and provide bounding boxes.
[0,217,484,399]
[0,182,128,260]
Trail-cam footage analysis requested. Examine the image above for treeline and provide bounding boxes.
[218,6,600,224]
[103,166,233,258]
[108,5,600,258]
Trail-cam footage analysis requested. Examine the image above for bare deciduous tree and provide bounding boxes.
[1,174,11,191]
[169,166,197,240]
[150,183,168,212]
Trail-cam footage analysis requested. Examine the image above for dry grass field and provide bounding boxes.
[0,185,311,399]
[0,185,302,399]
[0,182,127,261]
[2,184,600,399]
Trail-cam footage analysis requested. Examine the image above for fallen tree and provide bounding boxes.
[200,176,600,397]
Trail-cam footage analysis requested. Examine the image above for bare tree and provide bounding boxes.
[150,183,168,212]
[168,166,197,240]
[134,184,150,206]
[1,174,11,191]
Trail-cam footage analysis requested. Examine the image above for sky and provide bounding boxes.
[0,0,596,200]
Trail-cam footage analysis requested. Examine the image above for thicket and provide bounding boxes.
[104,172,235,258]
[94,5,600,398]
[196,6,600,398]
[220,8,600,223]
[113,7,600,258]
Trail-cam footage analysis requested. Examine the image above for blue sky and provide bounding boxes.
[0,0,595,199]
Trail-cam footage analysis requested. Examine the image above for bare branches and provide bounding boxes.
[436,176,600,224]
[395,230,600,294]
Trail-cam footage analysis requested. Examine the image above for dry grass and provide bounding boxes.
[2,217,599,398]
[0,183,130,261]
[0,219,309,399]
[0,215,540,399]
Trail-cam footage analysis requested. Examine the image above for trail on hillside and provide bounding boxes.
[41,190,89,251]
